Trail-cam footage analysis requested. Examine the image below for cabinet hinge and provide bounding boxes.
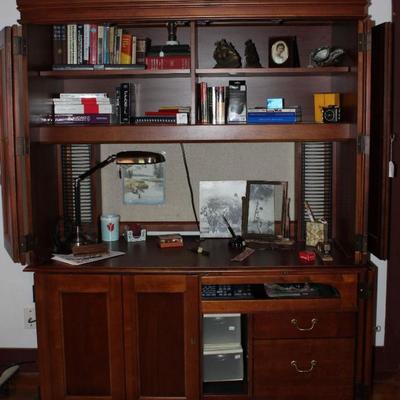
[358,32,371,52]
[358,282,372,300]
[355,234,368,252]
[357,135,369,154]
[15,137,29,156]
[13,36,27,56]
[20,234,35,252]
[355,383,369,399]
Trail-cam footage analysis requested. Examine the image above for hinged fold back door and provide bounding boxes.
[367,22,393,260]
[0,26,31,264]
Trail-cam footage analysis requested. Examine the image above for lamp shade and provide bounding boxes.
[115,151,165,165]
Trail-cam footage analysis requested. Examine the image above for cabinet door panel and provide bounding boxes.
[253,338,355,400]
[0,26,31,263]
[124,275,199,400]
[35,274,124,400]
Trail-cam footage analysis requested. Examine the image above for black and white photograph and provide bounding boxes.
[242,181,288,239]
[268,36,299,68]
[199,181,246,238]
[122,163,165,205]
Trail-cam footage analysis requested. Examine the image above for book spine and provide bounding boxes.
[89,25,98,65]
[145,55,190,69]
[77,24,84,64]
[136,38,149,64]
[71,24,77,64]
[216,86,226,124]
[247,116,297,123]
[131,35,137,64]
[114,28,123,64]
[67,24,75,64]
[103,24,110,64]
[120,83,130,124]
[121,34,132,64]
[114,86,121,124]
[53,25,63,65]
[83,24,90,64]
[133,116,176,124]
[129,83,136,119]
[109,26,115,64]
[54,114,111,124]
[54,104,112,114]
[145,111,179,116]
[60,25,67,64]
[97,25,104,65]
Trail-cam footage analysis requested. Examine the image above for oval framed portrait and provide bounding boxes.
[268,36,299,68]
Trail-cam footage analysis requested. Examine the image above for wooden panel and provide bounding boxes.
[253,338,355,400]
[253,311,356,339]
[123,275,200,400]
[34,274,124,400]
[367,23,393,260]
[16,0,368,23]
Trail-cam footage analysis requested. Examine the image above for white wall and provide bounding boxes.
[0,0,393,348]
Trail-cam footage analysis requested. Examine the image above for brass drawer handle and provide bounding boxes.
[291,318,318,331]
[291,360,317,373]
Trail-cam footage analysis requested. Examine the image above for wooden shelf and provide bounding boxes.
[36,69,191,78]
[30,123,356,144]
[196,66,355,77]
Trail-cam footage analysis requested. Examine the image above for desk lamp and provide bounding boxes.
[73,150,165,246]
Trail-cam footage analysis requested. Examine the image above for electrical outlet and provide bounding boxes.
[24,306,36,329]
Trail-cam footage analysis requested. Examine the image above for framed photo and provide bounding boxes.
[242,181,288,240]
[199,181,246,238]
[268,36,299,68]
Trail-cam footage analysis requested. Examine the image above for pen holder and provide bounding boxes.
[306,221,326,247]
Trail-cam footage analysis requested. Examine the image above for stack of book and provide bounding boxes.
[247,107,302,124]
[114,83,136,124]
[145,44,190,70]
[52,93,112,125]
[134,106,190,125]
[197,82,226,124]
[52,24,150,69]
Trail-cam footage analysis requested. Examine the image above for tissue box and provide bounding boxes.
[313,93,340,123]
[306,222,326,247]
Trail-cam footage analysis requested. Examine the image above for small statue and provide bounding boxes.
[244,39,262,68]
[309,46,345,67]
[213,39,241,68]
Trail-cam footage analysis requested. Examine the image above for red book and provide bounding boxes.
[89,24,98,64]
[145,111,178,116]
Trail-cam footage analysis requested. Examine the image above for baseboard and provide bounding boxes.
[0,348,38,373]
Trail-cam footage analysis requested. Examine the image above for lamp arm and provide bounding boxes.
[73,154,117,227]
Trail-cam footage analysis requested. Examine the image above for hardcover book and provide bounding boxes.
[121,33,132,64]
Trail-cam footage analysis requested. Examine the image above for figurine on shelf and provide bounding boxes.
[213,39,242,68]
[309,46,346,67]
[244,39,262,68]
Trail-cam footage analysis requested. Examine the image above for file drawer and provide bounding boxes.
[203,313,241,347]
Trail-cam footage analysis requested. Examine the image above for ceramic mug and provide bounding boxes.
[100,214,120,242]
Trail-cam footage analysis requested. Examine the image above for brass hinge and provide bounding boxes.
[357,135,369,154]
[13,35,27,56]
[15,136,29,156]
[358,282,372,300]
[355,234,368,252]
[358,32,371,52]
[20,234,35,252]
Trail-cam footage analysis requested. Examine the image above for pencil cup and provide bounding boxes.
[100,214,120,242]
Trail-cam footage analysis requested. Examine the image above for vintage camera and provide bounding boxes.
[322,105,341,123]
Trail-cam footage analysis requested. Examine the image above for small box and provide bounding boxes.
[306,221,326,247]
[203,346,244,382]
[227,80,247,124]
[313,92,340,123]
[266,98,284,109]
[203,314,241,348]
[158,234,183,248]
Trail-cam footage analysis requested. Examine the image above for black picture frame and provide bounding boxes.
[242,181,288,240]
[268,36,299,68]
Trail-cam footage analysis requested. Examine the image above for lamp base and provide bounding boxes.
[71,225,89,247]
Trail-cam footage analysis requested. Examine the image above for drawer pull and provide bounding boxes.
[290,360,317,373]
[291,318,318,331]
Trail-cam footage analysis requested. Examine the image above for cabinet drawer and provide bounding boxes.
[253,338,355,400]
[253,311,356,339]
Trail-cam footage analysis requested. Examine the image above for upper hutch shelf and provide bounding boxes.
[35,66,355,79]
[30,123,356,144]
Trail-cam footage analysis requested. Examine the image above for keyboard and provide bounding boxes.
[202,284,254,299]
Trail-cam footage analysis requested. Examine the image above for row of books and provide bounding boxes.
[135,106,191,125]
[145,44,191,70]
[52,93,113,125]
[53,24,149,66]
[197,83,227,124]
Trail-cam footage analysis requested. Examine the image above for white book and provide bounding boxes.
[131,35,137,64]
[67,24,77,64]
[59,93,108,98]
[83,24,90,64]
[53,98,111,104]
[54,104,113,114]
